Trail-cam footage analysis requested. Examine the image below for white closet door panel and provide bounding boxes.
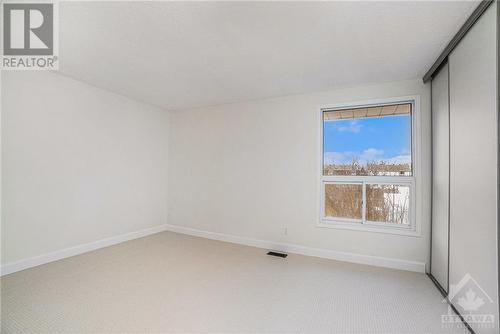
[431,63,449,291]
[449,3,498,333]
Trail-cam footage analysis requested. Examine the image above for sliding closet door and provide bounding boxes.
[448,2,498,332]
[430,63,449,292]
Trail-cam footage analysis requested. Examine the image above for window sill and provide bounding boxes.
[317,220,421,237]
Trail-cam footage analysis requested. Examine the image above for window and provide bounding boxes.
[320,100,416,234]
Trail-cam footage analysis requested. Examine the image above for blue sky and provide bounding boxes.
[323,115,411,166]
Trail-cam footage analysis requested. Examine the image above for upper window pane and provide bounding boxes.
[323,103,412,176]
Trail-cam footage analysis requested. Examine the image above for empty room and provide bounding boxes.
[1,1,499,333]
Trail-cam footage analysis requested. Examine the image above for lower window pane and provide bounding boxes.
[366,184,410,225]
[324,183,362,220]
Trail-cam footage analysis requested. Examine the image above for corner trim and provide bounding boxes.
[164,224,426,273]
[1,224,170,276]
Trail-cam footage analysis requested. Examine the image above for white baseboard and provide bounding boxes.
[164,224,426,273]
[1,223,426,276]
[1,224,169,276]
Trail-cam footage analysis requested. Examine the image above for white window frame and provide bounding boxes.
[318,96,421,237]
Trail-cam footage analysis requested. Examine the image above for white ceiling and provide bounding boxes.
[59,1,478,110]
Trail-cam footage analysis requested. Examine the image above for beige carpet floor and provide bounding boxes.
[1,231,468,334]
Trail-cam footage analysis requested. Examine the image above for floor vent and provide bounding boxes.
[267,251,288,258]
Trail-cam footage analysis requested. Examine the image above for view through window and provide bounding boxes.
[321,102,413,228]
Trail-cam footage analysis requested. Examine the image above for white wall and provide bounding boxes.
[1,73,431,271]
[1,71,170,265]
[169,79,431,267]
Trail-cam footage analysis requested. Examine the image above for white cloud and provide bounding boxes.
[324,148,384,165]
[324,149,410,165]
[337,120,362,133]
[360,148,384,162]
[400,148,411,155]
[324,151,351,165]
[384,155,411,164]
